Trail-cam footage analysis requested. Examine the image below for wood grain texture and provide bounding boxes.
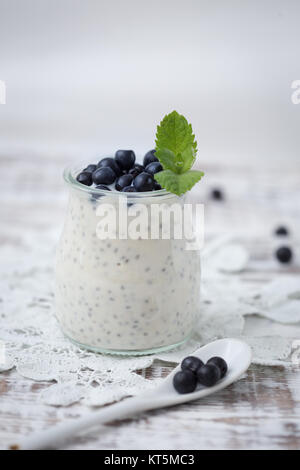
[1,153,300,450]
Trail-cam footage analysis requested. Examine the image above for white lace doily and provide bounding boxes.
[1,231,300,407]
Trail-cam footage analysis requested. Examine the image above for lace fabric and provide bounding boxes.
[1,232,300,407]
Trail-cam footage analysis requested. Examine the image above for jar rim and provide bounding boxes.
[63,163,179,201]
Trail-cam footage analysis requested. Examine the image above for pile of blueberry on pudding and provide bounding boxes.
[76,149,163,193]
[55,111,204,355]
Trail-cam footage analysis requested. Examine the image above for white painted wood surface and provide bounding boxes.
[1,154,300,450]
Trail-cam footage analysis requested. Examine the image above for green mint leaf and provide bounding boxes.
[154,110,204,195]
[154,170,204,196]
[155,110,197,172]
[155,147,195,174]
[155,148,178,173]
[180,146,197,173]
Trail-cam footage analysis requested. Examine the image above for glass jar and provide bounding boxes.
[55,164,201,355]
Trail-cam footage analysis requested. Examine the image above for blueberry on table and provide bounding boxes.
[92,167,116,185]
[97,157,122,176]
[115,174,134,191]
[196,363,221,387]
[181,356,204,374]
[275,226,289,236]
[173,370,197,394]
[211,188,224,201]
[143,149,158,167]
[145,161,163,176]
[122,186,137,192]
[83,164,97,173]
[207,357,228,378]
[275,246,293,263]
[115,150,136,171]
[133,172,155,192]
[76,171,93,186]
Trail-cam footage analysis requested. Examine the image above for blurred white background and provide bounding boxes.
[0,0,300,170]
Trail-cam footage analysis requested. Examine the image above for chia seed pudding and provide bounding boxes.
[55,157,201,354]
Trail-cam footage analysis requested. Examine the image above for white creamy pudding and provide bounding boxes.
[55,158,201,354]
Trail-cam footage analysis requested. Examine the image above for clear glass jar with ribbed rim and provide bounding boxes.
[55,163,201,355]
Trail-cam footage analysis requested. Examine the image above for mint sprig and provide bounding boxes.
[154,111,204,195]
[155,169,204,196]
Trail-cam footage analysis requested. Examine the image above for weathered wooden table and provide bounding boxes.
[1,155,300,450]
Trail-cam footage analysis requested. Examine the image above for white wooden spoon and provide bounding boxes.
[11,338,252,450]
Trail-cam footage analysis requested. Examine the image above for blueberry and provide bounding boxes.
[173,370,197,394]
[115,150,136,171]
[154,182,162,190]
[128,169,139,178]
[181,356,204,374]
[97,157,122,176]
[143,149,158,167]
[83,164,97,173]
[129,164,145,178]
[207,357,228,378]
[76,171,93,186]
[196,363,221,387]
[91,185,111,201]
[95,185,111,191]
[211,188,224,201]
[275,246,293,263]
[145,161,163,176]
[134,163,145,173]
[275,226,289,236]
[92,167,116,185]
[115,174,134,191]
[122,186,137,192]
[133,172,155,192]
